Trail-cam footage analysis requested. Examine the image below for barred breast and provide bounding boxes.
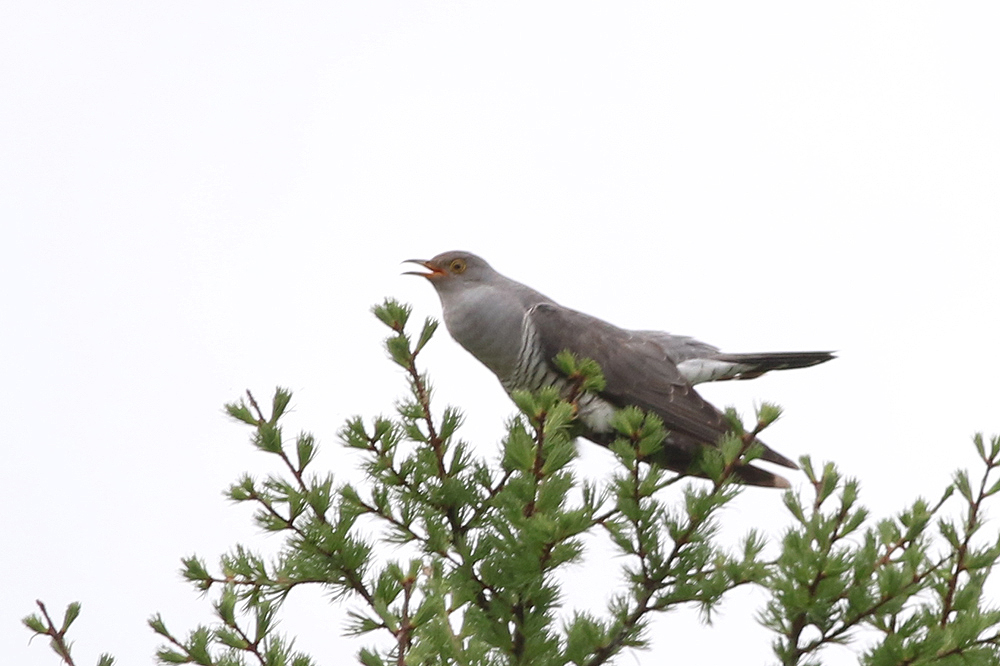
[501,316,618,435]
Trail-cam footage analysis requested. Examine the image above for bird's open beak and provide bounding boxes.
[402,259,446,279]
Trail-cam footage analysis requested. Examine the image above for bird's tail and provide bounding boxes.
[710,351,836,381]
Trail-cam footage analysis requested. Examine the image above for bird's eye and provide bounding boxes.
[450,259,467,274]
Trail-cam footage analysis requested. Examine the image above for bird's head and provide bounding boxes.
[403,251,496,293]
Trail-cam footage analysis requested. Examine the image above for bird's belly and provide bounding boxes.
[576,393,618,434]
[501,367,618,435]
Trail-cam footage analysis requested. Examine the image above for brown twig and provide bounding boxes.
[34,601,76,666]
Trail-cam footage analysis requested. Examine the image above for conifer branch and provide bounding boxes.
[25,301,1000,666]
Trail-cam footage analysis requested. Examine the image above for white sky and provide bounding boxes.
[3,2,999,665]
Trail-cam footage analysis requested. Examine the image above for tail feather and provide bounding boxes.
[711,351,835,380]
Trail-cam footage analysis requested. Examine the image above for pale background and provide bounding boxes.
[3,2,998,664]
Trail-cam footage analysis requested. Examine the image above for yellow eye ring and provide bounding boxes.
[450,259,467,274]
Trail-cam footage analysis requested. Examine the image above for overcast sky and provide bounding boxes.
[3,2,999,665]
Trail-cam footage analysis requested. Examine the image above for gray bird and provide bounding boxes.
[406,251,833,488]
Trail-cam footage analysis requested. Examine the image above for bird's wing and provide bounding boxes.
[639,330,721,363]
[529,303,732,445]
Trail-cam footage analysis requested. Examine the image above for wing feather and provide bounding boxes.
[530,304,730,443]
[529,303,798,473]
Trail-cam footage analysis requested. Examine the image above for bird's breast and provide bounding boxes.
[500,318,618,435]
[442,286,525,379]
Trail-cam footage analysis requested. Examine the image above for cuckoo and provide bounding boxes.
[406,251,833,488]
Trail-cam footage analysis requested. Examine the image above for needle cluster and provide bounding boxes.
[24,299,1000,666]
